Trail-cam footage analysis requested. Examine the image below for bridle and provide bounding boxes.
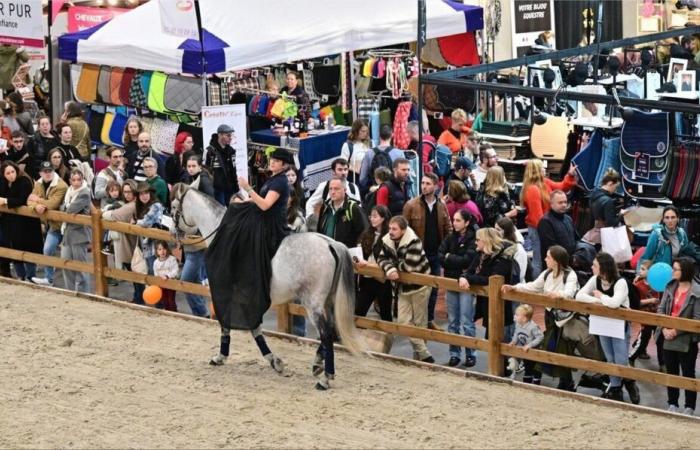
[172,186,222,247]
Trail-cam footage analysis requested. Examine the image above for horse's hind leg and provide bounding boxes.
[252,326,288,376]
[210,327,231,365]
[314,314,336,391]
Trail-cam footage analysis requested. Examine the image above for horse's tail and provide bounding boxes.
[327,241,363,354]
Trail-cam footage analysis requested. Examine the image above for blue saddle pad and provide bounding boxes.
[572,129,602,192]
[621,109,669,158]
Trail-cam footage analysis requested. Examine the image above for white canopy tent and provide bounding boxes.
[59,0,483,74]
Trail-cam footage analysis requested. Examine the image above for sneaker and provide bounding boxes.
[464,355,477,368]
[421,356,435,364]
[447,356,461,367]
[668,405,680,413]
[31,277,51,286]
[682,407,695,416]
[517,361,525,373]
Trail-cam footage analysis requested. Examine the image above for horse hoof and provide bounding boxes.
[312,364,323,377]
[315,381,329,391]
[270,356,286,375]
[209,354,227,366]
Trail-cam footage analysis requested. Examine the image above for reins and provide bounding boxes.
[173,187,223,247]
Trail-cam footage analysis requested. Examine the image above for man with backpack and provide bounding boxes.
[305,157,361,219]
[358,125,404,196]
[376,158,411,217]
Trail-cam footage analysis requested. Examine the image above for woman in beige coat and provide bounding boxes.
[102,180,138,272]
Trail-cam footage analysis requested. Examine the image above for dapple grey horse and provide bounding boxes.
[170,183,362,389]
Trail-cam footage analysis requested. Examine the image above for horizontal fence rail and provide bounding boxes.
[0,204,698,397]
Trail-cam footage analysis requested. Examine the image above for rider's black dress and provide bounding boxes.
[206,173,290,330]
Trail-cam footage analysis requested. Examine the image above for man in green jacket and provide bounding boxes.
[143,157,169,209]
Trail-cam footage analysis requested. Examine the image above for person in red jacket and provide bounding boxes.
[520,158,577,277]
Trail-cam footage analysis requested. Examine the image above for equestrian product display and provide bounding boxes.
[96,66,112,104]
[620,109,669,199]
[108,110,129,147]
[76,64,100,104]
[572,130,603,191]
[530,115,571,160]
[109,67,124,106]
[119,68,135,106]
[147,71,170,114]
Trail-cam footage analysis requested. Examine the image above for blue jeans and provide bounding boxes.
[528,226,542,278]
[445,290,475,358]
[15,261,36,281]
[426,253,441,322]
[214,189,232,207]
[181,250,210,317]
[599,326,631,388]
[42,229,62,283]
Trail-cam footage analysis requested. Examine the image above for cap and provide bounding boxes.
[217,124,234,134]
[39,161,53,172]
[455,157,476,171]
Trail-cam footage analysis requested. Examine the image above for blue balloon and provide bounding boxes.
[648,262,673,292]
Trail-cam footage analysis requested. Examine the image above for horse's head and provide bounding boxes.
[170,183,199,237]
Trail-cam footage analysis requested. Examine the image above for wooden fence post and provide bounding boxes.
[91,206,108,297]
[487,275,505,377]
[276,304,292,334]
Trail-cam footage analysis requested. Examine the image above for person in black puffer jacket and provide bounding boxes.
[354,205,393,322]
[439,209,478,367]
[459,227,517,341]
[583,169,628,246]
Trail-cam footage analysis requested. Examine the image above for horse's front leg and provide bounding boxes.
[252,326,288,376]
[210,326,231,365]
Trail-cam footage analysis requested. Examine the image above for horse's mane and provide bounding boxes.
[171,183,225,212]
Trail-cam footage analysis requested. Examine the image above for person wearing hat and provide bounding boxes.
[131,181,165,304]
[443,156,478,199]
[26,161,68,286]
[204,123,238,206]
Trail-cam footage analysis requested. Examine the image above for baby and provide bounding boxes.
[509,304,544,384]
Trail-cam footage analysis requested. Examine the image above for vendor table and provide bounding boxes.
[250,127,350,191]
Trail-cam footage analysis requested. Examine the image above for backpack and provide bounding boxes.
[346,141,354,160]
[431,143,452,177]
[363,183,383,216]
[623,275,641,310]
[369,147,393,179]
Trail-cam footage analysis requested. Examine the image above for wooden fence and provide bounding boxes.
[1,204,699,395]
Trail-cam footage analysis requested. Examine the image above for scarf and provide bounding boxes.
[61,182,89,234]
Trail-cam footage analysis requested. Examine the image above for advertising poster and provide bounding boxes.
[201,104,248,181]
[67,5,127,33]
[510,0,555,58]
[0,0,43,47]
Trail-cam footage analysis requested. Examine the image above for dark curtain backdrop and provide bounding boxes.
[554,0,623,50]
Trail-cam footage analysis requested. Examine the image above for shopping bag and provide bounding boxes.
[600,226,633,263]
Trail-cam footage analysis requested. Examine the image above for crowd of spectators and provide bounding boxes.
[0,99,697,415]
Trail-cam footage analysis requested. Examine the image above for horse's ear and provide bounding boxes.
[170,182,187,204]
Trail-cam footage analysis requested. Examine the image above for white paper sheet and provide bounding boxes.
[348,246,365,262]
[589,315,625,339]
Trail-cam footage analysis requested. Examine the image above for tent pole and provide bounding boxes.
[47,0,54,122]
[417,0,426,181]
[193,0,208,112]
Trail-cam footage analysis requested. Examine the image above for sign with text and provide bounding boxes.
[0,0,43,48]
[158,0,198,40]
[67,5,127,33]
[510,0,554,58]
[201,104,248,182]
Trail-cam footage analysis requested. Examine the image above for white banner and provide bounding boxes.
[201,104,248,181]
[158,0,199,40]
[0,0,43,48]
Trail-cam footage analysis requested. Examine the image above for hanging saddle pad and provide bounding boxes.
[312,65,341,96]
[149,117,179,155]
[100,110,116,145]
[147,71,169,114]
[437,32,480,67]
[530,116,571,160]
[71,64,84,103]
[108,111,129,148]
[129,70,148,108]
[88,105,106,144]
[435,84,475,113]
[621,109,669,158]
[163,75,204,115]
[109,67,125,106]
[76,64,100,104]
[97,66,112,104]
[139,116,155,135]
[572,130,603,192]
[621,161,667,186]
[119,68,135,106]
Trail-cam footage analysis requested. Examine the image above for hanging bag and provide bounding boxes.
[131,245,148,274]
[601,226,633,263]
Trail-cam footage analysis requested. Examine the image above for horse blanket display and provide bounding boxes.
[620,109,669,199]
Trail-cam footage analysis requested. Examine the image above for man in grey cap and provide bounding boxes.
[27,161,68,286]
[443,156,478,199]
[203,124,238,205]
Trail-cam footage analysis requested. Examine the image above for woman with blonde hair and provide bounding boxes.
[340,119,370,183]
[476,165,518,227]
[521,158,577,277]
[438,108,471,155]
[459,227,519,340]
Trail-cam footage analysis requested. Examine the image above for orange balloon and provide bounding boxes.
[143,285,162,305]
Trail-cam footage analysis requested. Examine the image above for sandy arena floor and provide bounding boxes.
[1,283,698,449]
